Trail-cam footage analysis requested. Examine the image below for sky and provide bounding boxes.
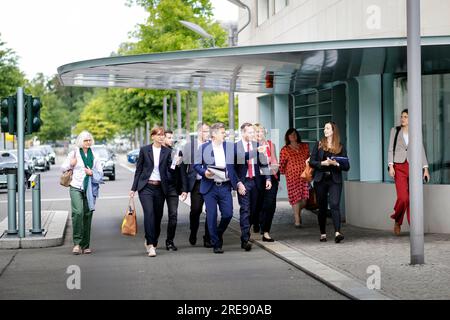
[0,0,238,80]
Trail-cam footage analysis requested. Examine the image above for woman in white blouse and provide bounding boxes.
[62,131,103,255]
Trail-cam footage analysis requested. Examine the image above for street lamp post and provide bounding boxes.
[179,20,217,127]
[227,0,251,46]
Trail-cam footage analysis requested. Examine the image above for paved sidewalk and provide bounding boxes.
[0,211,68,249]
[241,200,450,300]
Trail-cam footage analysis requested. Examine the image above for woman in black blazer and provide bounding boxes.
[129,127,174,257]
[309,122,350,243]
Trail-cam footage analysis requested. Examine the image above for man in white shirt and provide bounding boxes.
[193,123,239,254]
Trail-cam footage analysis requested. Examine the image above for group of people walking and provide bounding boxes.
[63,110,429,256]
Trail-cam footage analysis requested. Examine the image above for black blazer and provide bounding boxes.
[168,147,189,195]
[181,136,206,192]
[131,144,175,195]
[309,142,350,184]
[234,140,270,190]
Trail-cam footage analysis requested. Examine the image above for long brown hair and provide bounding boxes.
[320,122,342,154]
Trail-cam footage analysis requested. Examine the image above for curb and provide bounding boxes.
[0,211,69,249]
[228,218,394,300]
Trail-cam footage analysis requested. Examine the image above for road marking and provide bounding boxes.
[120,163,136,173]
[0,195,131,204]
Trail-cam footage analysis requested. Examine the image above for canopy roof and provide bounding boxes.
[58,36,450,94]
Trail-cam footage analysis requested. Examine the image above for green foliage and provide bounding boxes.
[0,34,25,97]
[74,92,120,142]
[201,92,238,128]
[25,74,72,142]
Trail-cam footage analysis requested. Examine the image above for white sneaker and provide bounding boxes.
[148,246,156,257]
[145,241,151,253]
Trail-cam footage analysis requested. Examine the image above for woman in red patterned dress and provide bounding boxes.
[279,128,310,228]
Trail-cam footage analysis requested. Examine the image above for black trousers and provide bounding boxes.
[237,178,258,243]
[189,180,210,241]
[165,186,179,242]
[314,176,343,234]
[259,177,279,233]
[138,184,165,246]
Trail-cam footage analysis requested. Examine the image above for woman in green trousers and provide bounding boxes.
[62,131,103,255]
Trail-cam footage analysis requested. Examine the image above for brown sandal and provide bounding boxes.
[72,245,81,255]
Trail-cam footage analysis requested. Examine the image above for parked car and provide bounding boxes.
[0,151,32,189]
[37,145,56,165]
[91,145,116,181]
[9,150,36,180]
[28,148,51,171]
[127,149,140,165]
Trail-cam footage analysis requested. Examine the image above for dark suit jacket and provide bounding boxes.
[309,142,350,184]
[131,144,175,195]
[168,146,189,195]
[234,140,270,190]
[193,141,239,195]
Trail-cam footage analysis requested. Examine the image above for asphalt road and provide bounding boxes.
[0,156,347,300]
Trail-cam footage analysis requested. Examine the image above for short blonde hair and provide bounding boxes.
[253,123,267,134]
[75,131,95,148]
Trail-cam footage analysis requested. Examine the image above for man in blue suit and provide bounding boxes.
[194,123,239,254]
[235,123,272,251]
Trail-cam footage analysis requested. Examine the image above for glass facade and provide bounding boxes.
[394,74,450,184]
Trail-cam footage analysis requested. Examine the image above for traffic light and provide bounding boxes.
[1,96,17,134]
[24,95,42,134]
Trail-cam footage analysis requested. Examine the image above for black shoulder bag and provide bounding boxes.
[387,126,401,172]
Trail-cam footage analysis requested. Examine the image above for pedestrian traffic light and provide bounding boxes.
[24,95,42,134]
[1,96,17,134]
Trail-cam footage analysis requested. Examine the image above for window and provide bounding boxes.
[274,0,288,14]
[393,74,450,184]
[257,0,269,26]
[294,89,333,150]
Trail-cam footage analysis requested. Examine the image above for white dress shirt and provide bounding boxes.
[61,149,103,190]
[242,140,255,178]
[149,146,161,181]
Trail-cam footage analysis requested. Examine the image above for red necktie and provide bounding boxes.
[247,142,254,178]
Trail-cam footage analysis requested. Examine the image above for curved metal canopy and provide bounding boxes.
[57,36,450,94]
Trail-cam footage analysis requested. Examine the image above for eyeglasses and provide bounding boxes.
[83,139,91,142]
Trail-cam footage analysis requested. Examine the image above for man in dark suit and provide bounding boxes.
[193,123,239,254]
[234,123,272,251]
[162,130,188,251]
[129,127,175,257]
[181,123,212,247]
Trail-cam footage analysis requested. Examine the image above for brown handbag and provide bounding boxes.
[121,198,137,236]
[60,169,73,187]
[300,161,314,182]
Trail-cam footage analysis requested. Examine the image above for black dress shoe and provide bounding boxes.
[203,236,213,248]
[166,241,178,251]
[189,233,197,246]
[335,233,344,243]
[262,236,275,242]
[241,241,252,251]
[319,237,327,242]
[213,247,224,254]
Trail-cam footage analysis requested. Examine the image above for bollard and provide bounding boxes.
[6,172,18,235]
[30,174,44,235]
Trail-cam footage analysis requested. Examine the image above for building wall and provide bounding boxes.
[238,0,450,46]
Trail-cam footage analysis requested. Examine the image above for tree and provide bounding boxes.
[0,34,25,97]
[74,92,120,142]
[25,74,72,142]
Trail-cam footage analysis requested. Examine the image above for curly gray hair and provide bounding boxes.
[75,131,95,148]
